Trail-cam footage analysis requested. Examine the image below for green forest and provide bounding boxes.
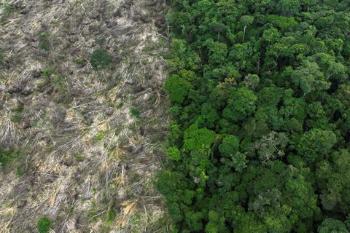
[158,0,350,232]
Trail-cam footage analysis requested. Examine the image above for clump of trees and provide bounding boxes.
[158,0,350,232]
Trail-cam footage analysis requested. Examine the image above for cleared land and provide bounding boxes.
[0,0,168,232]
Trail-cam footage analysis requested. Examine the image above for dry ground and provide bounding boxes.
[0,0,169,232]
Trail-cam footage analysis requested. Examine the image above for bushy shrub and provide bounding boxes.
[90,49,112,70]
[37,217,52,233]
[38,32,50,51]
[0,149,21,169]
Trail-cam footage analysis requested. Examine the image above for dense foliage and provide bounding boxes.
[158,0,350,232]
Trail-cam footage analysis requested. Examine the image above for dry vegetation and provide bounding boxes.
[0,0,169,232]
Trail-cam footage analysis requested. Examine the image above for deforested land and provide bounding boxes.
[0,0,169,232]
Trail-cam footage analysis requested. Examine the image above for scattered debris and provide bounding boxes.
[0,0,168,232]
